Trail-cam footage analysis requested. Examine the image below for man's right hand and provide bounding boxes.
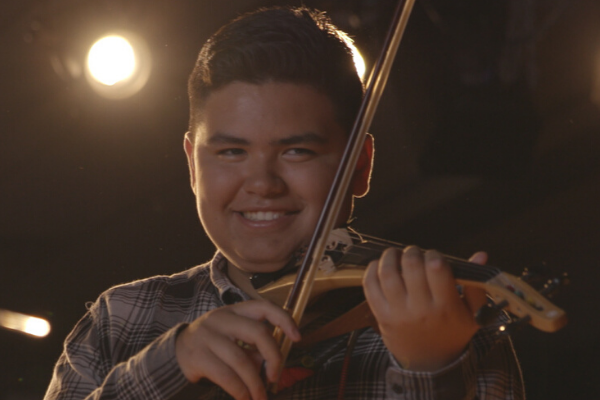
[175,299,301,400]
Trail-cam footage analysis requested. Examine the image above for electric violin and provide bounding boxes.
[258,228,567,349]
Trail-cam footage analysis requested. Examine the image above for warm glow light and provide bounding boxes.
[351,46,367,81]
[85,31,151,99]
[0,309,51,338]
[24,316,52,337]
[87,36,136,86]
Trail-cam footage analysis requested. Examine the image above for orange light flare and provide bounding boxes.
[0,308,51,338]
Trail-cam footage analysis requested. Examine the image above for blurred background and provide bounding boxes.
[0,0,598,398]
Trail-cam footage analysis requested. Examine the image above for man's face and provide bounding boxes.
[184,82,370,274]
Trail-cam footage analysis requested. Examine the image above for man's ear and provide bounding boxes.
[351,133,374,198]
[183,132,197,194]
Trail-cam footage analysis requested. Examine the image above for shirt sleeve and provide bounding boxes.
[384,326,525,400]
[43,296,190,400]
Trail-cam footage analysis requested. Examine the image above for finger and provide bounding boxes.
[218,302,295,383]
[469,251,488,266]
[464,251,489,314]
[363,258,388,315]
[209,330,267,400]
[206,358,252,400]
[193,337,253,400]
[230,301,300,381]
[201,309,279,383]
[423,249,459,305]
[401,246,432,304]
[231,300,301,342]
[233,320,282,383]
[377,248,407,304]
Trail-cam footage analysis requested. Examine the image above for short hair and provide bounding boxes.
[187,6,364,136]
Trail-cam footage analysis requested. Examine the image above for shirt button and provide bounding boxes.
[223,291,243,305]
[392,384,404,394]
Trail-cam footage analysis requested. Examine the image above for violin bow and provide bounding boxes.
[269,0,417,392]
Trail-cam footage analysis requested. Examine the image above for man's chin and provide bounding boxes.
[223,241,304,274]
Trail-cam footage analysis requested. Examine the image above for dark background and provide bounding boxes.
[1,0,598,398]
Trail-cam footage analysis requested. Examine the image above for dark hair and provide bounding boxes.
[187,6,364,136]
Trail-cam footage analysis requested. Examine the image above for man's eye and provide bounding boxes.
[218,148,246,157]
[285,148,316,156]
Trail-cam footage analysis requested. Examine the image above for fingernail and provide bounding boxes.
[425,249,441,258]
[403,245,420,254]
[424,249,444,266]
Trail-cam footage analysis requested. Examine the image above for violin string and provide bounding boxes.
[360,235,500,281]
[339,232,501,282]
[348,239,499,282]
[339,243,497,283]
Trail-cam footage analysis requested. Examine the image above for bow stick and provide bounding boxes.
[269,0,417,392]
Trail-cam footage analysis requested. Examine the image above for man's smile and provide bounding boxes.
[241,211,285,221]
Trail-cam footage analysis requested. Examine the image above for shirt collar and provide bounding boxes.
[209,252,252,305]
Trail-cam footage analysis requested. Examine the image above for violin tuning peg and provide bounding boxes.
[475,300,509,327]
[539,272,570,298]
[497,315,532,336]
[520,263,551,284]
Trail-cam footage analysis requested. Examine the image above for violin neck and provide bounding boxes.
[335,234,502,284]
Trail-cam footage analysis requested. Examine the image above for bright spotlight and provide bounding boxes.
[85,31,151,99]
[0,308,51,338]
[88,36,136,86]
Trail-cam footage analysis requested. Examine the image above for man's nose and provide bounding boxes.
[243,157,286,197]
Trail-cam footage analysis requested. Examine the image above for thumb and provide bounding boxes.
[464,251,490,315]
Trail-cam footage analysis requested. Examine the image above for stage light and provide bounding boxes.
[0,308,51,338]
[85,31,151,99]
[88,36,136,86]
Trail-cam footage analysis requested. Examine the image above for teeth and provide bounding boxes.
[243,211,284,221]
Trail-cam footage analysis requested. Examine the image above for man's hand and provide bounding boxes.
[175,299,300,400]
[363,246,488,372]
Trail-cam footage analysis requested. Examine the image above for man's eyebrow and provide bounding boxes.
[274,132,328,146]
[205,132,329,146]
[206,133,250,145]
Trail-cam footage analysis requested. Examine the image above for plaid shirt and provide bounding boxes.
[44,252,524,400]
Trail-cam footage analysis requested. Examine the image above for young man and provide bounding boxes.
[45,7,524,400]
